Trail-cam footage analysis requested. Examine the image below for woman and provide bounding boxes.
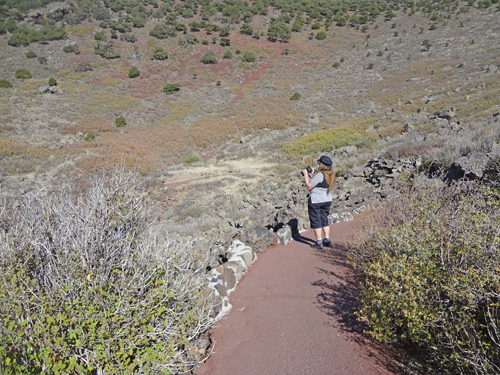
[301,155,336,249]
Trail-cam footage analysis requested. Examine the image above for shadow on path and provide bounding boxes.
[311,241,410,374]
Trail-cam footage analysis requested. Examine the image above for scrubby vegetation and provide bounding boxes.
[0,168,217,374]
[200,51,217,64]
[24,51,36,58]
[14,69,31,79]
[0,79,13,88]
[152,46,168,60]
[115,116,127,127]
[48,77,57,86]
[129,66,140,78]
[163,83,181,95]
[349,176,500,373]
[183,154,201,164]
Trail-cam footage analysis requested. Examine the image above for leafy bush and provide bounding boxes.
[220,37,231,46]
[290,92,301,100]
[149,24,177,39]
[267,20,291,42]
[120,32,137,43]
[0,167,217,374]
[84,131,95,141]
[430,23,437,30]
[163,83,180,95]
[14,69,31,79]
[0,79,13,88]
[62,44,77,53]
[152,46,168,60]
[129,66,140,78]
[115,116,127,127]
[332,61,340,68]
[240,23,253,35]
[48,77,57,86]
[216,80,221,86]
[223,50,233,59]
[242,52,256,62]
[315,31,326,40]
[311,22,321,30]
[202,39,209,45]
[94,31,107,41]
[37,56,46,64]
[24,51,36,58]
[183,154,201,164]
[8,25,66,47]
[94,42,120,59]
[349,177,500,373]
[200,51,217,64]
[367,62,374,69]
[282,127,378,154]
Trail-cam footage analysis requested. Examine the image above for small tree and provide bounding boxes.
[220,37,230,46]
[152,46,168,60]
[48,77,57,86]
[128,67,140,78]
[223,50,233,59]
[311,22,321,30]
[240,23,253,35]
[94,31,107,41]
[115,116,127,127]
[200,51,217,64]
[242,52,256,62]
[15,69,31,79]
[163,83,180,95]
[315,31,326,40]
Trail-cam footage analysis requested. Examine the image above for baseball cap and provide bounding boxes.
[317,155,333,165]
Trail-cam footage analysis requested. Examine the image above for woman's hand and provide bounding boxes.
[302,170,314,190]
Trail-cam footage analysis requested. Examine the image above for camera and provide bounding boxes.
[300,166,313,176]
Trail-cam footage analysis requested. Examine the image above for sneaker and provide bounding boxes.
[323,240,333,248]
[310,243,323,249]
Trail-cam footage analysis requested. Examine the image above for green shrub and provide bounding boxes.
[94,31,107,41]
[430,23,437,30]
[311,22,321,30]
[0,79,13,88]
[62,44,76,53]
[235,49,241,54]
[315,31,326,40]
[349,177,500,373]
[94,42,120,59]
[115,116,127,127]
[25,51,36,58]
[223,50,233,59]
[202,39,209,45]
[163,83,180,95]
[0,168,217,374]
[220,37,230,46]
[152,46,168,60]
[282,127,377,154]
[332,61,340,68]
[149,24,177,39]
[290,92,301,100]
[200,51,217,64]
[48,77,57,86]
[340,57,345,62]
[128,66,140,78]
[15,69,31,79]
[367,62,374,69]
[242,52,256,62]
[216,80,221,86]
[183,154,201,164]
[120,32,137,43]
[267,20,291,42]
[37,56,47,64]
[84,131,95,141]
[8,25,66,47]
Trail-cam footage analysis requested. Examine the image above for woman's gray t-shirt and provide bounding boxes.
[309,173,332,204]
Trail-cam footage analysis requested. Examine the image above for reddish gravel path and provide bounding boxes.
[197,220,402,375]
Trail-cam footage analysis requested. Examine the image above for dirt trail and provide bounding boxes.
[197,221,401,375]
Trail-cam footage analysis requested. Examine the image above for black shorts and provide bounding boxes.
[308,200,332,229]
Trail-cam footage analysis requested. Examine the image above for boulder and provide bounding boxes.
[276,225,293,245]
[433,108,455,120]
[445,153,490,181]
[243,224,276,253]
[226,240,255,267]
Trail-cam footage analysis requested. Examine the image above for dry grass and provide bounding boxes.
[82,91,138,113]
[62,115,117,135]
